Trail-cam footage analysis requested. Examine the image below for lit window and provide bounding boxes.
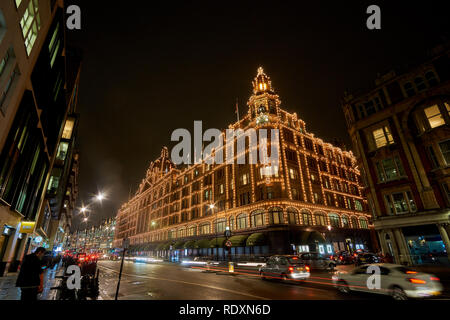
[424,105,445,129]
[355,200,363,211]
[20,0,41,56]
[385,191,416,215]
[56,142,69,161]
[371,126,394,149]
[62,118,75,139]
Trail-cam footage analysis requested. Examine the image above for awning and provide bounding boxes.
[228,235,249,247]
[194,239,211,249]
[155,242,167,250]
[299,231,326,244]
[184,240,196,249]
[209,237,226,248]
[246,233,267,246]
[173,240,186,249]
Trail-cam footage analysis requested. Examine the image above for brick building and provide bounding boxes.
[342,44,450,265]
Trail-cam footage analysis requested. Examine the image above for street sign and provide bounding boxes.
[225,240,232,248]
[224,230,231,238]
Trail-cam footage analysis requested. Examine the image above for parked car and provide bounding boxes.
[299,253,337,270]
[332,263,443,300]
[333,251,354,265]
[355,253,380,266]
[259,255,310,281]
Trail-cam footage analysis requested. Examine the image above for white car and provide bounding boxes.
[332,263,443,300]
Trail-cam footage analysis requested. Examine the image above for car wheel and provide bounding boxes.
[391,286,408,300]
[337,280,350,294]
[281,273,288,281]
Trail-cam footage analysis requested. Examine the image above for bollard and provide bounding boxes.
[228,261,234,273]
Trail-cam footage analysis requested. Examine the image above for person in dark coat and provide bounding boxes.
[16,247,46,301]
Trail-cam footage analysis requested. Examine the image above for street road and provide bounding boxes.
[97,261,381,300]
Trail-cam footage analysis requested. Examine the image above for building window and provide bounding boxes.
[289,168,298,180]
[424,105,445,129]
[251,210,265,227]
[214,219,226,233]
[237,214,248,229]
[442,183,450,205]
[20,0,41,55]
[355,200,363,211]
[229,216,235,230]
[439,140,450,166]
[385,191,417,215]
[269,207,283,224]
[241,173,249,186]
[375,156,406,182]
[351,216,359,229]
[0,66,20,113]
[301,210,313,225]
[427,146,440,169]
[219,184,224,195]
[56,142,69,161]
[359,218,369,229]
[287,208,298,225]
[329,214,340,227]
[199,223,210,235]
[371,126,394,149]
[342,215,349,228]
[315,213,327,226]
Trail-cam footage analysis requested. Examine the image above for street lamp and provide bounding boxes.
[96,192,105,202]
[209,204,219,261]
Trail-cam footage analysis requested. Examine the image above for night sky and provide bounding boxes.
[66,0,449,229]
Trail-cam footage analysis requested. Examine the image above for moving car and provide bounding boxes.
[333,251,354,265]
[259,255,310,281]
[354,252,380,266]
[299,253,337,270]
[332,263,443,300]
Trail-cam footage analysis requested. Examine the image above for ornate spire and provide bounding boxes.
[252,67,274,95]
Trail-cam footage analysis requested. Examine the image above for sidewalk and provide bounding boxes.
[0,264,64,300]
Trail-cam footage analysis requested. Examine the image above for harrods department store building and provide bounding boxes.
[114,68,376,260]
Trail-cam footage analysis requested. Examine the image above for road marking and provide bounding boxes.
[98,264,270,300]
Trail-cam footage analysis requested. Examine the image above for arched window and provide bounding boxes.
[351,216,359,229]
[237,213,248,230]
[187,225,197,237]
[287,208,299,225]
[214,219,226,233]
[359,218,369,229]
[178,227,186,238]
[168,229,177,239]
[229,216,235,231]
[315,212,327,226]
[329,213,340,227]
[301,210,313,226]
[251,210,265,227]
[199,223,211,235]
[341,215,349,228]
[269,207,284,224]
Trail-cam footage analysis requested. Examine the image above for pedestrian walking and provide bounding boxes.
[16,247,46,301]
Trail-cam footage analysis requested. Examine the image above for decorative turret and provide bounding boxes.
[248,67,281,124]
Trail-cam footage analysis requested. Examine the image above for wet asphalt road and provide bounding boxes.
[97,260,380,300]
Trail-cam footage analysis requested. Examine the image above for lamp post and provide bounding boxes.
[209,204,219,261]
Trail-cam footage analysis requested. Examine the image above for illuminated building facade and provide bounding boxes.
[342,44,450,265]
[0,1,81,275]
[114,68,374,260]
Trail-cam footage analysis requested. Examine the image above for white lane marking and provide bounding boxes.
[98,264,270,300]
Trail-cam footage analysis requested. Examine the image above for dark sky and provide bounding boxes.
[66,0,449,229]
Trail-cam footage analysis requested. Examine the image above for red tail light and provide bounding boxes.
[408,278,426,284]
[430,277,440,281]
[288,266,294,273]
[305,266,310,272]
[406,271,417,274]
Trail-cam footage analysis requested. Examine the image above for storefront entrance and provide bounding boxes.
[403,225,448,265]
